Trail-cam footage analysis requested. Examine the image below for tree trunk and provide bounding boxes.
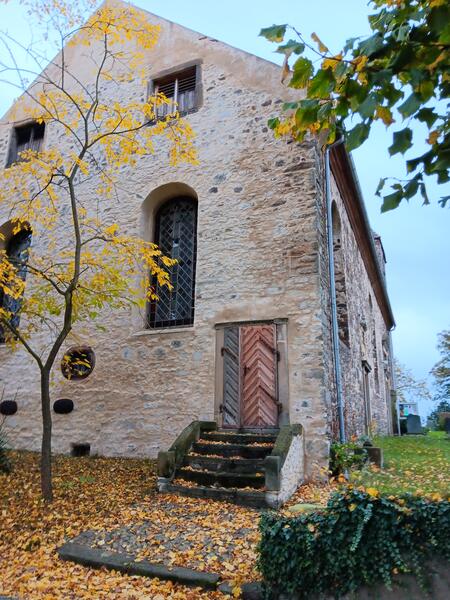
[40,368,53,502]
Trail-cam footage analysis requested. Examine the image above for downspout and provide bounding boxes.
[325,139,346,443]
[388,329,400,435]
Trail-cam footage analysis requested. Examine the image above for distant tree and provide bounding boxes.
[427,399,450,430]
[0,0,197,500]
[260,0,449,211]
[430,330,450,401]
[394,358,432,407]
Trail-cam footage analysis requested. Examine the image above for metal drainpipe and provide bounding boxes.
[387,329,401,435]
[325,138,346,443]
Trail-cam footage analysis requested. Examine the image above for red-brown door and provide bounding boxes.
[222,323,279,428]
[240,324,279,428]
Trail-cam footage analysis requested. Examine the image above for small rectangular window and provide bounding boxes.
[6,121,45,167]
[152,66,198,119]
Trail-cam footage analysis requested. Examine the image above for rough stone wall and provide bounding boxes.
[277,433,304,504]
[0,8,330,476]
[321,172,393,439]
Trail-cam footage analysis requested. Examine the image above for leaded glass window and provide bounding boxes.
[0,228,32,342]
[148,197,197,328]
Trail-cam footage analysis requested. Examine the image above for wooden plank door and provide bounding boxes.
[222,326,240,427]
[240,324,279,428]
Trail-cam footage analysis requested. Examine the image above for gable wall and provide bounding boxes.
[0,11,330,477]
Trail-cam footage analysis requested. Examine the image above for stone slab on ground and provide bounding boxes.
[58,542,220,589]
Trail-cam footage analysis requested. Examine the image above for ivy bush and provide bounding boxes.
[258,489,449,599]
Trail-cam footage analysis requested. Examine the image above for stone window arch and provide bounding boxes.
[331,203,349,346]
[0,223,32,342]
[147,196,197,328]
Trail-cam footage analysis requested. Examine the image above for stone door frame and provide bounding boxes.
[214,319,289,429]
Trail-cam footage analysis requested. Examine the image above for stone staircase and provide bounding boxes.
[164,429,278,508]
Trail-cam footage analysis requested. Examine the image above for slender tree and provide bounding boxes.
[394,358,432,407]
[0,0,197,500]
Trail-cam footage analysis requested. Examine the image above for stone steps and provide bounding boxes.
[165,483,269,509]
[177,467,265,489]
[200,431,278,445]
[164,429,278,508]
[192,441,273,459]
[184,454,266,473]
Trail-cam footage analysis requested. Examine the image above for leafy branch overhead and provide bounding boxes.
[260,0,450,212]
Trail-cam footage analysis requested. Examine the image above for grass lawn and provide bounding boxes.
[350,431,450,498]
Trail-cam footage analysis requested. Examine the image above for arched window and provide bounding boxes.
[147,197,197,328]
[0,227,32,341]
[331,204,349,346]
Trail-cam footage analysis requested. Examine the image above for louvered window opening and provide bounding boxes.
[147,197,197,329]
[154,66,197,119]
[0,228,32,342]
[7,122,45,166]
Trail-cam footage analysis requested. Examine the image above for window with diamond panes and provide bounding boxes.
[148,197,197,328]
[153,66,197,119]
[0,228,32,342]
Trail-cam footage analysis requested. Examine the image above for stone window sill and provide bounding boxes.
[131,326,195,338]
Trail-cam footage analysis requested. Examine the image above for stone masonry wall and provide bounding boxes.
[0,8,330,477]
[318,166,393,440]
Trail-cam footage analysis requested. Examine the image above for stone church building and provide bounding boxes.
[0,3,395,504]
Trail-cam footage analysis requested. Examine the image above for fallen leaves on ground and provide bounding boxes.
[1,451,254,599]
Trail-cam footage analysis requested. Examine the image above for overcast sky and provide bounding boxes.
[0,0,448,418]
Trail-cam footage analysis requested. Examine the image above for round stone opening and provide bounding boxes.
[53,398,74,414]
[0,400,18,416]
[61,345,95,380]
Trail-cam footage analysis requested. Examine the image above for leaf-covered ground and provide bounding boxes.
[350,431,450,497]
[0,451,253,599]
[3,435,446,598]
[1,451,332,598]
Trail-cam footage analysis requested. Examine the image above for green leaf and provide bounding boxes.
[357,33,384,58]
[375,178,386,197]
[308,68,335,99]
[381,190,403,212]
[416,108,438,128]
[418,80,435,102]
[388,128,413,155]
[403,177,419,199]
[268,117,280,130]
[282,102,299,111]
[345,122,370,152]
[317,102,332,120]
[275,39,305,56]
[358,93,377,119]
[290,57,314,88]
[419,182,430,205]
[343,36,359,52]
[398,93,422,118]
[259,24,287,43]
[295,100,319,128]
